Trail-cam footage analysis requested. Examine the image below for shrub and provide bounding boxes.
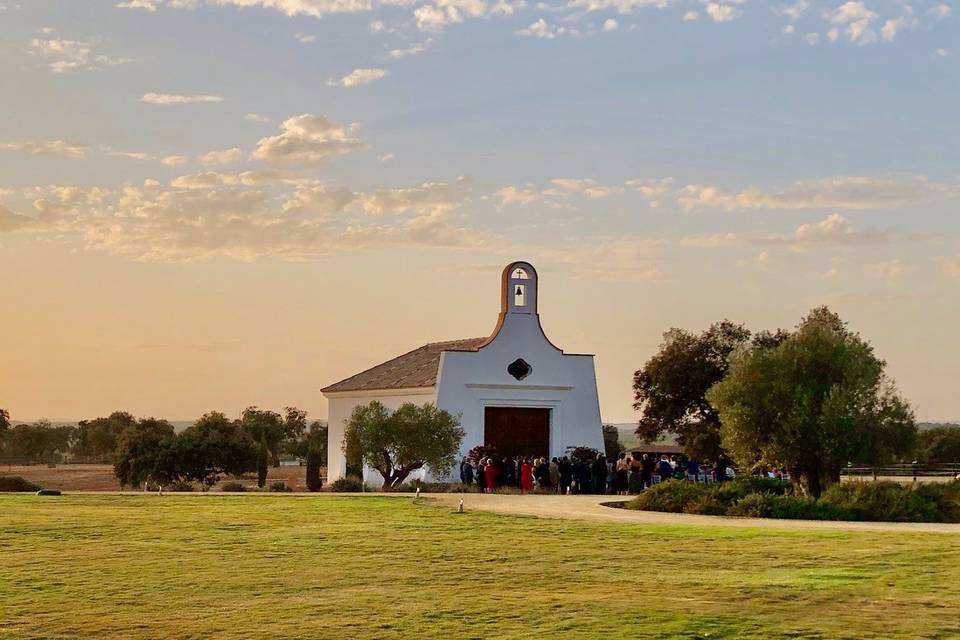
[728,493,772,517]
[914,481,960,522]
[711,477,791,505]
[682,493,727,515]
[767,495,856,521]
[820,481,958,523]
[628,479,709,513]
[269,481,293,493]
[221,482,247,493]
[327,476,370,492]
[165,481,194,492]
[0,476,42,492]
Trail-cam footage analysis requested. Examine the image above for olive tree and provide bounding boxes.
[343,401,464,490]
[707,308,916,497]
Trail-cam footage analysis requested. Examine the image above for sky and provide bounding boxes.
[1,0,958,425]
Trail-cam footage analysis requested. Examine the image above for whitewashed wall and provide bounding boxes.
[434,320,604,479]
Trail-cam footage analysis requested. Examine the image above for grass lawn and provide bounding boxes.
[2,495,959,639]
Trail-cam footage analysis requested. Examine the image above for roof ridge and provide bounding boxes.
[321,336,488,393]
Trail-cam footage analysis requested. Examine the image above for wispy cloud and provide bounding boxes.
[327,68,388,87]
[141,93,224,105]
[0,140,89,159]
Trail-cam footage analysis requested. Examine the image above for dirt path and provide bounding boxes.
[423,493,960,533]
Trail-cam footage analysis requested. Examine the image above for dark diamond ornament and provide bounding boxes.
[507,358,532,381]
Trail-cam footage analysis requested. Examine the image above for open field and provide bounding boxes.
[1,464,310,492]
[5,464,954,494]
[2,495,959,639]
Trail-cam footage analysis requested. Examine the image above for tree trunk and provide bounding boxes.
[257,438,269,488]
[378,468,416,490]
[804,466,823,499]
[305,449,322,492]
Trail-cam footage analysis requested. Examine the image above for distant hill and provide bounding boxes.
[609,423,678,450]
[919,422,959,431]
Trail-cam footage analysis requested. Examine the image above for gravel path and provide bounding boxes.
[424,493,960,533]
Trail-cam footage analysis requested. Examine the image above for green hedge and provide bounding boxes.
[326,476,372,492]
[628,478,960,523]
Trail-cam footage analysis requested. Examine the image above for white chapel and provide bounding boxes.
[321,261,604,483]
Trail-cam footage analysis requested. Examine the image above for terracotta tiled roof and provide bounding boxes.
[321,337,487,393]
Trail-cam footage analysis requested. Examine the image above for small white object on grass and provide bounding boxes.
[416,486,421,499]
[458,498,464,513]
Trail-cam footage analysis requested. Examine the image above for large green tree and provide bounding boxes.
[632,320,755,460]
[343,402,464,489]
[179,412,258,490]
[113,418,179,489]
[707,308,917,497]
[915,425,960,464]
[602,424,624,459]
[74,411,137,462]
[240,406,306,467]
[6,420,76,463]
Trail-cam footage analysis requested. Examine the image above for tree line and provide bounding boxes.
[633,307,956,497]
[0,407,327,491]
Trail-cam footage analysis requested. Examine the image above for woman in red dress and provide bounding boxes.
[483,457,499,493]
[520,458,534,492]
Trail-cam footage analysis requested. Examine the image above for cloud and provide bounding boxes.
[387,39,432,58]
[116,0,161,9]
[170,171,277,189]
[205,0,372,18]
[0,205,35,232]
[602,18,619,30]
[549,177,622,198]
[294,32,316,43]
[935,47,948,57]
[0,140,89,159]
[803,32,820,44]
[6,175,485,261]
[565,0,672,15]
[880,12,917,42]
[791,213,886,245]
[199,147,243,166]
[928,3,950,19]
[515,18,578,37]
[353,177,471,216]
[495,185,541,205]
[866,259,910,281]
[679,176,938,211]
[682,10,699,20]
[779,0,808,21]
[414,0,517,31]
[680,233,737,247]
[822,1,878,44]
[244,113,271,123]
[251,114,363,165]
[702,1,744,23]
[141,93,224,105]
[161,155,190,166]
[327,67,388,87]
[29,37,131,73]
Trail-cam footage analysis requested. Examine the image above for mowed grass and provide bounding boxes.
[1,495,959,640]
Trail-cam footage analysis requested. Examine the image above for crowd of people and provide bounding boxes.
[458,451,741,495]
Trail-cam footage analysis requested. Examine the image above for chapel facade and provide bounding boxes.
[321,261,604,483]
